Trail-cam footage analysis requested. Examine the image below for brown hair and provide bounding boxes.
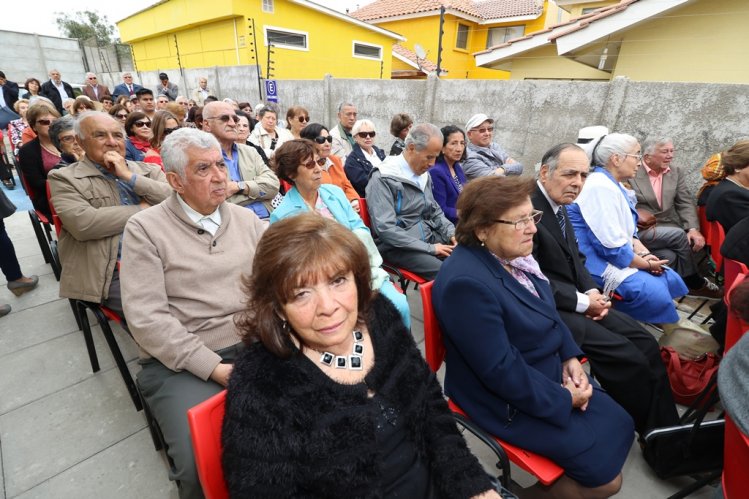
[730,279,749,323]
[125,111,148,137]
[271,139,317,184]
[285,106,309,129]
[236,213,372,357]
[721,140,749,175]
[150,110,180,149]
[390,113,413,137]
[71,96,97,115]
[27,103,60,130]
[455,176,536,246]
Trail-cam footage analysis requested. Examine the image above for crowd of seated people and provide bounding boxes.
[5,66,748,499]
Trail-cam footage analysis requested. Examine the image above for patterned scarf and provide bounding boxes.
[492,253,548,298]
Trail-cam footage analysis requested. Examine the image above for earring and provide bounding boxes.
[480,240,485,247]
[281,320,289,332]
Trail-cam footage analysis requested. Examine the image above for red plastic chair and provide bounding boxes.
[722,414,749,499]
[724,259,748,294]
[725,271,749,353]
[358,197,429,293]
[420,281,564,486]
[706,220,726,272]
[697,205,711,241]
[187,390,229,499]
[17,171,59,278]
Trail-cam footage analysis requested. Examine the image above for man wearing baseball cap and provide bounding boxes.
[463,113,523,180]
[157,72,179,101]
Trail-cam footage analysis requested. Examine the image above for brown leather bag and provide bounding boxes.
[637,208,657,231]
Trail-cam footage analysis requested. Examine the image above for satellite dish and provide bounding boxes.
[414,44,427,59]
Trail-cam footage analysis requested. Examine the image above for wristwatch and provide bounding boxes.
[237,181,247,194]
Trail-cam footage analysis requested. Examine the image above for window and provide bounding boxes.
[582,7,598,14]
[456,24,469,50]
[486,26,525,48]
[353,41,382,60]
[265,26,308,51]
[262,0,274,13]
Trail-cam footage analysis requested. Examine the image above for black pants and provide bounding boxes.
[0,218,22,281]
[559,308,679,434]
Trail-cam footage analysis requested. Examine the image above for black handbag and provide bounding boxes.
[0,106,20,129]
[0,188,16,219]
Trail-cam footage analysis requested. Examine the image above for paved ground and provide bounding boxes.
[0,182,721,499]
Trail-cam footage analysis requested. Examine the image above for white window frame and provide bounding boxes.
[262,0,274,13]
[263,25,309,52]
[486,26,525,49]
[352,40,382,61]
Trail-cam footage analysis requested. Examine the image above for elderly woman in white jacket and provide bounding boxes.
[249,106,293,158]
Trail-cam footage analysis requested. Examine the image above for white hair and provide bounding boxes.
[592,133,639,167]
[161,128,221,179]
[642,137,673,155]
[73,111,120,139]
[351,119,375,136]
[405,123,443,151]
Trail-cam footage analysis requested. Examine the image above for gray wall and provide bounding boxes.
[0,30,86,85]
[100,66,749,194]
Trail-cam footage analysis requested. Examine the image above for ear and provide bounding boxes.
[475,227,488,245]
[539,164,549,184]
[166,171,185,193]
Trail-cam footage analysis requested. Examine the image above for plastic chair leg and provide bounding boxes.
[76,301,100,372]
[28,211,51,264]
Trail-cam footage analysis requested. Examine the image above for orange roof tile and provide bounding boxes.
[351,0,542,22]
[392,43,441,73]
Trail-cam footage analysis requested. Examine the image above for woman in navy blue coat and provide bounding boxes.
[429,125,467,224]
[433,176,633,498]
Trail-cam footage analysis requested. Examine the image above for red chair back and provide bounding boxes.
[46,182,62,237]
[725,272,749,353]
[187,390,229,499]
[280,179,293,195]
[358,198,372,228]
[724,259,749,294]
[722,414,749,498]
[707,220,725,271]
[419,281,564,485]
[697,205,711,241]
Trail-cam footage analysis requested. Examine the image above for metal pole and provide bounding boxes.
[436,6,445,77]
[173,34,185,82]
[249,18,263,101]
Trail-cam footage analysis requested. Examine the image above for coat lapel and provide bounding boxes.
[472,246,559,322]
[633,166,659,210]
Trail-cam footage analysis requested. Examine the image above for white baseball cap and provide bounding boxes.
[465,113,494,132]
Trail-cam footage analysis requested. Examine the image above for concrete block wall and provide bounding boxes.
[0,30,86,85]
[99,65,749,194]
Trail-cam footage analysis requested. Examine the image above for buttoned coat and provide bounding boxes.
[82,84,112,102]
[629,163,699,230]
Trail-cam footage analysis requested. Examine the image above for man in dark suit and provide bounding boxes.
[0,71,19,110]
[112,72,143,100]
[629,137,720,298]
[39,69,75,115]
[82,72,111,102]
[532,142,678,435]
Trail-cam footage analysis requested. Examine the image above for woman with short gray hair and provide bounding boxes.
[49,115,83,167]
[344,119,386,197]
[568,133,688,324]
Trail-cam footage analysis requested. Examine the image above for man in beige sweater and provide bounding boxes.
[121,128,266,498]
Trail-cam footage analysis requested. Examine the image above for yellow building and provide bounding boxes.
[475,0,749,83]
[117,0,404,79]
[351,0,563,79]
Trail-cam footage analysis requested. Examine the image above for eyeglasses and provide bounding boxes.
[115,113,128,119]
[624,153,643,161]
[134,120,151,128]
[36,119,52,126]
[205,114,239,123]
[297,116,309,123]
[494,210,543,230]
[123,75,133,79]
[59,135,76,144]
[471,126,494,134]
[314,136,333,144]
[87,77,97,80]
[163,127,180,136]
[301,158,323,169]
[357,131,376,139]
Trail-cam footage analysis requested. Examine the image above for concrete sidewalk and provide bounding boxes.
[0,202,720,499]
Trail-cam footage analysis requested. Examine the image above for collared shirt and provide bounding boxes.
[176,193,222,235]
[90,85,99,99]
[0,86,6,108]
[51,80,68,103]
[643,160,671,208]
[537,180,594,313]
[222,143,241,182]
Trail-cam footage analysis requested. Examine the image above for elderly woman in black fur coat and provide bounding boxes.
[222,214,502,499]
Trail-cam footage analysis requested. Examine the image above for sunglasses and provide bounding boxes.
[357,131,376,139]
[134,120,151,128]
[87,77,97,80]
[297,116,309,123]
[36,119,52,126]
[163,127,180,136]
[301,158,326,169]
[314,136,333,144]
[115,113,128,119]
[471,126,494,134]
[206,114,239,123]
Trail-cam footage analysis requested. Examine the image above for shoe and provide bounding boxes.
[2,179,13,190]
[0,304,10,317]
[687,277,723,299]
[7,275,39,296]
